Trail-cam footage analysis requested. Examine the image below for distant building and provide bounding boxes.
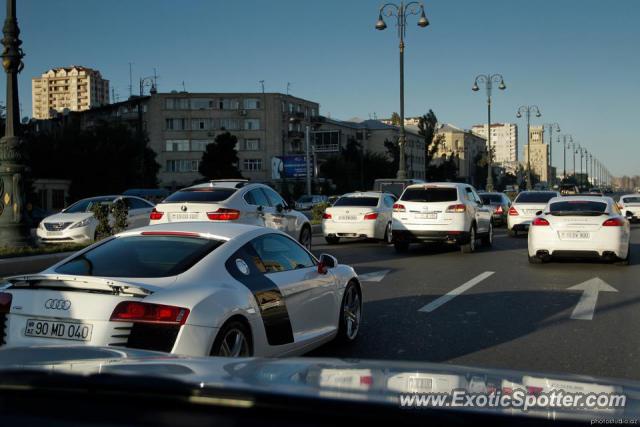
[471,123,518,164]
[32,66,110,119]
[380,116,422,127]
[524,125,549,183]
[434,123,487,185]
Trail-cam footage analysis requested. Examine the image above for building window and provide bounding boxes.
[244,119,260,130]
[191,139,211,151]
[165,139,189,152]
[219,118,240,130]
[243,159,262,171]
[219,98,239,110]
[165,118,187,130]
[288,103,294,114]
[191,118,211,130]
[190,98,214,110]
[243,98,261,109]
[243,139,260,151]
[166,159,200,173]
[165,98,189,110]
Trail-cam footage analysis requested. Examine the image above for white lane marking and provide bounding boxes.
[418,271,495,313]
[358,269,391,282]
[568,277,618,320]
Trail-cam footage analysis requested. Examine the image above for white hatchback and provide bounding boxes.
[507,191,560,236]
[528,196,631,264]
[391,183,493,253]
[321,192,396,244]
[150,180,313,249]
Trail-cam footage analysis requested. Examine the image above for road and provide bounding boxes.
[307,225,640,382]
[2,225,639,382]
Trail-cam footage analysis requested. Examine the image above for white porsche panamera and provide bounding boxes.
[0,223,362,357]
[527,196,631,265]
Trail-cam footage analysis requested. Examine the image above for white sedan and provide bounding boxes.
[36,195,155,244]
[321,192,396,244]
[618,194,640,223]
[1,222,362,357]
[528,196,631,265]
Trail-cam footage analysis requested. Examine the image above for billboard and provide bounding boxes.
[271,155,313,179]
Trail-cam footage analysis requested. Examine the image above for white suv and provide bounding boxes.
[150,180,313,249]
[392,183,493,253]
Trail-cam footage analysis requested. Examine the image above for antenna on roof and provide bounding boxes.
[259,80,265,93]
[286,82,291,96]
[181,81,186,92]
[153,67,158,91]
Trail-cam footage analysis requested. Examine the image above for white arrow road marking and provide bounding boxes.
[358,269,391,282]
[568,277,618,320]
[418,271,495,313]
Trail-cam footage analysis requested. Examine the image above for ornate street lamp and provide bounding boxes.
[516,105,542,190]
[542,123,560,184]
[472,73,506,191]
[375,1,429,179]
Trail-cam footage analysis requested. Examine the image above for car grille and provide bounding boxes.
[110,323,179,353]
[44,222,73,231]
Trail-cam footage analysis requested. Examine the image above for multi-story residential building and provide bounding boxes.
[523,125,549,183]
[32,66,109,119]
[434,123,487,185]
[471,123,518,164]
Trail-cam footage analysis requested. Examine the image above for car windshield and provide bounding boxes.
[623,197,640,204]
[54,236,223,278]
[549,200,608,215]
[514,192,557,204]
[163,188,236,203]
[333,196,379,207]
[64,197,116,213]
[401,187,458,202]
[479,194,502,204]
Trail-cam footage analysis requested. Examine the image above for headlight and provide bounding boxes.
[70,218,92,229]
[38,221,44,229]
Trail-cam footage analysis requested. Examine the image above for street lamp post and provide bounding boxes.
[543,123,560,184]
[472,73,506,192]
[0,0,28,245]
[376,1,429,180]
[559,134,572,181]
[516,105,542,190]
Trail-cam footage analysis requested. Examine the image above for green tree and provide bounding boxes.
[199,132,243,179]
[111,199,129,234]
[390,112,401,126]
[417,109,448,180]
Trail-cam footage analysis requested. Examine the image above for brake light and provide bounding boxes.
[602,217,624,227]
[149,208,164,220]
[446,204,466,213]
[322,212,332,219]
[393,203,405,212]
[206,208,240,220]
[508,206,519,216]
[363,212,378,220]
[0,292,12,314]
[531,217,550,226]
[110,301,190,325]
[526,386,544,396]
[495,205,503,214]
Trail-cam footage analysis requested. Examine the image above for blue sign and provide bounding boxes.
[271,156,313,179]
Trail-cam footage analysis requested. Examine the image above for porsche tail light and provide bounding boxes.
[508,206,519,216]
[446,204,466,213]
[531,217,550,226]
[393,203,405,212]
[149,208,164,220]
[110,301,189,326]
[363,212,378,220]
[602,217,624,227]
[206,208,240,221]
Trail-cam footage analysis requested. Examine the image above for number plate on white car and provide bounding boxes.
[415,213,437,219]
[169,213,199,221]
[25,319,93,342]
[338,216,357,221]
[559,231,590,240]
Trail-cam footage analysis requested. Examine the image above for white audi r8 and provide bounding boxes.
[0,223,362,357]
[527,196,631,265]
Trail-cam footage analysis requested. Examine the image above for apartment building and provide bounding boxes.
[434,123,487,184]
[32,66,109,119]
[471,123,518,164]
[523,125,549,183]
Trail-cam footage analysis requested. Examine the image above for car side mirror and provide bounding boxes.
[318,253,337,274]
[275,203,284,213]
[536,210,543,216]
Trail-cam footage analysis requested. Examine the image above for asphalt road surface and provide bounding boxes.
[307,225,640,382]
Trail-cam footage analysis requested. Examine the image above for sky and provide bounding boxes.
[2,0,639,176]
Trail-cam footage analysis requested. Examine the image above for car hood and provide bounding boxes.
[0,346,638,422]
[43,212,94,224]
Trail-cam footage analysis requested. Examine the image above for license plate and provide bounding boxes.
[525,210,539,215]
[407,376,433,393]
[338,216,357,221]
[415,213,437,219]
[559,231,590,240]
[25,319,93,342]
[46,231,63,236]
[169,213,199,221]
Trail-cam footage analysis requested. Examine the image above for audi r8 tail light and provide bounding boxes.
[110,301,189,326]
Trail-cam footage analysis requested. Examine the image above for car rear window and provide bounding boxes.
[549,201,608,215]
[623,197,640,204]
[163,188,236,203]
[55,236,223,278]
[401,187,458,203]
[480,194,502,204]
[333,197,379,207]
[514,192,557,204]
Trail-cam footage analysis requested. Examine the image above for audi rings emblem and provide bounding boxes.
[44,299,71,310]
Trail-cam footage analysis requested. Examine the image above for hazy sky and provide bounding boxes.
[3,0,639,176]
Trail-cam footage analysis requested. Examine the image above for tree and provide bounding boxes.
[198,132,243,179]
[390,112,401,126]
[417,109,449,180]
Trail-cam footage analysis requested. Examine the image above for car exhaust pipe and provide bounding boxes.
[536,250,551,261]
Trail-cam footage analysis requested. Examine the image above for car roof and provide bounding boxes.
[478,192,505,196]
[341,191,386,198]
[121,221,265,241]
[549,195,614,205]
[189,180,250,190]
[404,182,466,190]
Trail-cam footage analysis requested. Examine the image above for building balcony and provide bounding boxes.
[288,130,305,138]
